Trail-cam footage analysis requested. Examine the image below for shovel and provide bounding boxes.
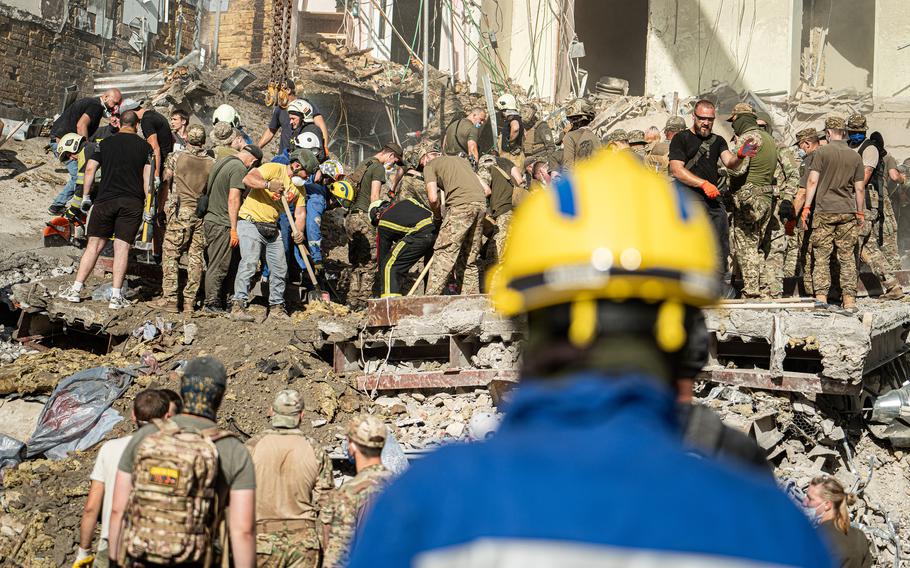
[279,195,331,304]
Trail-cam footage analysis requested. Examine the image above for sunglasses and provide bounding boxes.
[694,114,716,122]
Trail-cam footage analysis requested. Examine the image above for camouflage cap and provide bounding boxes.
[382,141,404,158]
[186,124,206,146]
[664,116,686,132]
[794,127,820,146]
[847,113,867,132]
[271,389,303,428]
[478,153,498,168]
[627,129,646,145]
[566,98,594,118]
[180,356,227,421]
[824,115,847,130]
[211,122,236,145]
[606,129,628,143]
[347,414,387,448]
[726,102,756,122]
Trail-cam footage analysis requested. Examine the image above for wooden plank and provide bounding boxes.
[355,369,518,391]
[698,366,860,395]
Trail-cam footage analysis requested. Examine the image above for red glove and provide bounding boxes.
[800,206,810,229]
[230,228,239,248]
[737,140,758,158]
[700,180,720,199]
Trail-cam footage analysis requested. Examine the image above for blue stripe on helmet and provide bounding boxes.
[553,175,577,217]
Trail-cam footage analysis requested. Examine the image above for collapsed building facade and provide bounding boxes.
[0,0,909,567]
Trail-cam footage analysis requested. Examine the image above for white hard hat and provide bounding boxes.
[468,411,500,441]
[212,104,240,128]
[57,133,85,160]
[288,99,315,123]
[294,131,321,151]
[496,93,518,112]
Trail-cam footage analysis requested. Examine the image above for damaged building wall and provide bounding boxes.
[802,0,874,92]
[0,2,144,117]
[873,0,910,99]
[646,0,801,97]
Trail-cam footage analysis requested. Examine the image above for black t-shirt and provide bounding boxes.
[668,129,729,199]
[51,97,105,139]
[300,123,326,162]
[141,110,175,165]
[93,132,152,203]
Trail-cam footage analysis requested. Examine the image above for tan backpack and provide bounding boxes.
[347,157,379,202]
[118,419,233,567]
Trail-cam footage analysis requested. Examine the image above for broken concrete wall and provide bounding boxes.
[0,0,166,118]
[802,0,874,92]
[646,0,801,97]
[873,0,910,99]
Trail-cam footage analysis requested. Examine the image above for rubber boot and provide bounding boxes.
[882,282,905,300]
[842,295,858,312]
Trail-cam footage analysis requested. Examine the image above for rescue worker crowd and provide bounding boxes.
[49,84,892,568]
[47,86,908,315]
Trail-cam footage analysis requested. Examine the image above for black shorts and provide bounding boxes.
[87,196,144,242]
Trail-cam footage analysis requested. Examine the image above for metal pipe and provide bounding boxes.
[422,0,428,129]
[212,0,223,67]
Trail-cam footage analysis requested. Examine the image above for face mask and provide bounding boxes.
[343,441,355,465]
[475,122,483,128]
[732,114,757,136]
[848,132,866,146]
[291,175,306,187]
[797,148,807,159]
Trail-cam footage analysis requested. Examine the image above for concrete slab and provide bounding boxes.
[0,399,43,441]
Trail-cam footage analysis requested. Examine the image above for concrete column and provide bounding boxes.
[646,0,801,97]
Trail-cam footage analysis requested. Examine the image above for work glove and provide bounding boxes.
[292,230,304,245]
[80,197,92,213]
[65,195,83,218]
[154,177,161,190]
[778,199,795,223]
[737,140,758,158]
[800,206,811,229]
[699,180,720,199]
[313,261,324,275]
[142,209,156,223]
[73,547,93,568]
[230,228,239,248]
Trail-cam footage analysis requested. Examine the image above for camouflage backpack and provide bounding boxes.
[118,419,234,567]
[346,157,379,203]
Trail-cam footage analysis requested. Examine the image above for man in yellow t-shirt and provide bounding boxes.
[231,149,318,319]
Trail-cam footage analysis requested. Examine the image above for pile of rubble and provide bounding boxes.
[368,390,499,448]
[700,384,909,566]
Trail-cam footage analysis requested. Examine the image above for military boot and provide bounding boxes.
[149,297,180,313]
[842,295,858,312]
[230,300,255,322]
[882,283,905,300]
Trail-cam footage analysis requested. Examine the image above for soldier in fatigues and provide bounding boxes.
[724,103,778,298]
[246,390,334,568]
[419,148,489,295]
[801,116,866,311]
[645,116,686,174]
[151,124,214,312]
[561,100,600,169]
[846,114,904,299]
[345,142,404,303]
[321,415,392,568]
[882,151,905,271]
[790,128,824,296]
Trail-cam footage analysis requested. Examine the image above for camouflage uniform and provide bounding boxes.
[321,415,391,568]
[159,134,213,308]
[248,390,334,568]
[344,210,377,303]
[859,215,901,292]
[774,144,800,286]
[425,202,486,295]
[811,213,858,296]
[729,126,787,298]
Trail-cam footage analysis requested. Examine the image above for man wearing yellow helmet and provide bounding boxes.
[348,150,832,568]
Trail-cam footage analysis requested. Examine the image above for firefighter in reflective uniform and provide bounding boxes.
[370,148,436,297]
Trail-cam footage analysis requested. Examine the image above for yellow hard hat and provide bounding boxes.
[486,149,719,348]
[330,180,355,208]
